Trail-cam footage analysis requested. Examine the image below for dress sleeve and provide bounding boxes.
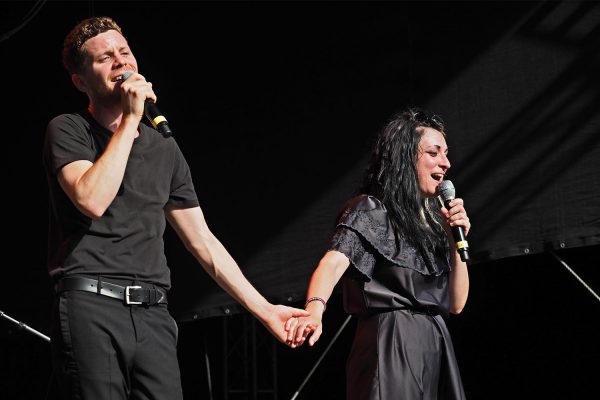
[329,226,377,281]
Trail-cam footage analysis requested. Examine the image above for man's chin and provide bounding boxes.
[95,91,121,107]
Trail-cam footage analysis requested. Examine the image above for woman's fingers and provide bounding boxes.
[308,326,323,346]
[445,198,470,235]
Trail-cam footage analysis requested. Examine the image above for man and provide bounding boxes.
[43,16,306,399]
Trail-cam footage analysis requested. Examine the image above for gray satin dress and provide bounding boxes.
[330,195,466,400]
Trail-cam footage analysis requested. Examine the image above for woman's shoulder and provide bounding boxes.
[342,194,385,213]
[337,194,388,227]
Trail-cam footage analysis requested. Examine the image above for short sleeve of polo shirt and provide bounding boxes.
[168,139,199,208]
[44,114,97,175]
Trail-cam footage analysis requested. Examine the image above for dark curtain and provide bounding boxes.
[0,0,597,320]
[1,2,599,399]
[162,1,600,320]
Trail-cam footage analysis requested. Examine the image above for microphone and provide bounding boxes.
[120,71,173,136]
[438,180,471,263]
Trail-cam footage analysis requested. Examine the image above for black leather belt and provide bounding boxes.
[406,306,440,316]
[56,276,168,306]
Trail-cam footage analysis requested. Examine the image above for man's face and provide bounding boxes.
[75,29,138,105]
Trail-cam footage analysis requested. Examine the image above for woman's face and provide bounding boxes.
[416,127,450,197]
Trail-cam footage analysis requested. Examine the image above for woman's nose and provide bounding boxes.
[441,154,451,169]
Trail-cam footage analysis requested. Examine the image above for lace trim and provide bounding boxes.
[330,228,376,280]
[333,195,450,277]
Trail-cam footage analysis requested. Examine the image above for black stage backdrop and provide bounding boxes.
[1,1,599,399]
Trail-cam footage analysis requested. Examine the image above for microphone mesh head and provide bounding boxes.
[121,71,133,81]
[439,180,456,201]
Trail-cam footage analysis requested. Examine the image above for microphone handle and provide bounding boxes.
[118,71,172,136]
[451,225,470,262]
[444,199,471,263]
[144,99,173,136]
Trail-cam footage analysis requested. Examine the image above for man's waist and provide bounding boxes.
[55,275,168,306]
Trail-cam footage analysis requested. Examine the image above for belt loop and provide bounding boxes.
[96,275,102,295]
[150,288,156,305]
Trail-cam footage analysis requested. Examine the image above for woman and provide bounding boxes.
[286,108,469,399]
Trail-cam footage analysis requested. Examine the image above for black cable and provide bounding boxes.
[548,249,600,303]
[290,315,353,400]
[0,309,51,342]
[0,0,48,43]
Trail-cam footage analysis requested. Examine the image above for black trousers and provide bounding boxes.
[50,287,183,400]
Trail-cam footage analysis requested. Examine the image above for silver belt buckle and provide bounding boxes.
[125,286,143,305]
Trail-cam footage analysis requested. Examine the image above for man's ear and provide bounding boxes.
[71,73,87,93]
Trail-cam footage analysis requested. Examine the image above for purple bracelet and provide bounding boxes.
[305,296,327,311]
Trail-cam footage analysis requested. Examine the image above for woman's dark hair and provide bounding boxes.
[360,107,448,258]
[62,16,124,75]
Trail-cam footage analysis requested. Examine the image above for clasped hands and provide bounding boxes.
[284,311,323,348]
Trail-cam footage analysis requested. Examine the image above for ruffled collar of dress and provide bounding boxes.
[337,194,451,276]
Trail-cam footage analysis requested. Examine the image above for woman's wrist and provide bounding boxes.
[305,297,327,318]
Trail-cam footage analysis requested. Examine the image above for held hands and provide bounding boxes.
[285,314,323,348]
[440,197,471,236]
[259,304,310,345]
[284,300,325,348]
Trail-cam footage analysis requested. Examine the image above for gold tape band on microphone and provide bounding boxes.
[152,116,167,127]
[456,240,469,250]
